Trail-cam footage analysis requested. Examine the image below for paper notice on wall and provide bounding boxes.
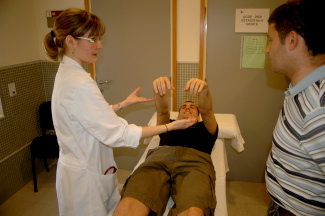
[240,36,267,69]
[235,9,270,33]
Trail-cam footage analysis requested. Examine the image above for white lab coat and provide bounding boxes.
[52,56,142,216]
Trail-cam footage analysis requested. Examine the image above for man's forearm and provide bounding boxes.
[198,88,214,115]
[153,77,174,125]
[154,92,170,124]
[198,87,217,135]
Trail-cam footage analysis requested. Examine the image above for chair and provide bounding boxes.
[30,101,59,192]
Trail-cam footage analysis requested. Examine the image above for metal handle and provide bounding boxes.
[97,80,110,84]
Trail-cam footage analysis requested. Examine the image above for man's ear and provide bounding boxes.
[288,30,299,51]
[65,35,76,50]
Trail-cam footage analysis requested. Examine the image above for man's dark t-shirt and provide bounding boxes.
[159,121,218,154]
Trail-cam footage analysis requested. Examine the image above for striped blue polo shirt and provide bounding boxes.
[266,65,325,216]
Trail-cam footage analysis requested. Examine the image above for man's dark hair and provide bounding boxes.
[179,101,200,115]
[268,0,325,56]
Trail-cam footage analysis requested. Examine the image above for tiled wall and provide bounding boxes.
[0,61,58,204]
[0,60,90,204]
[176,62,199,109]
[41,61,61,101]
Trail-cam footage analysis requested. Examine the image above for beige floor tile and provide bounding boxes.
[246,204,269,216]
[227,203,248,216]
[0,163,59,216]
[1,164,270,216]
[117,168,132,183]
[117,168,132,191]
[226,181,270,206]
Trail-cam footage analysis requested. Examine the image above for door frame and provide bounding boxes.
[171,0,206,111]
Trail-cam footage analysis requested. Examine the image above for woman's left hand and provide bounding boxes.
[124,87,155,107]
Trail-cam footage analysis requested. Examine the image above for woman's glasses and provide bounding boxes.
[76,37,102,43]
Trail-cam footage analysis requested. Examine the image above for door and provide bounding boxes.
[91,0,171,169]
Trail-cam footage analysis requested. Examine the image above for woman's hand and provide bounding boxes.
[167,116,196,131]
[123,87,155,107]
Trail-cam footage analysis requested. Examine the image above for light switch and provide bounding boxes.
[8,83,17,97]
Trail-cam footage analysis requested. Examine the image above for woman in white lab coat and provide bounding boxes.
[44,8,195,216]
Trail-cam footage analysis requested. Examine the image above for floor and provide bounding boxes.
[0,161,271,216]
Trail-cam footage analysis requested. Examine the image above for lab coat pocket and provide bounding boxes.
[88,170,120,214]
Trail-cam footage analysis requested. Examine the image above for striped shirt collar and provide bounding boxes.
[285,64,325,98]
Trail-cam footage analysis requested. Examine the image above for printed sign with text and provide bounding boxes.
[235,9,270,33]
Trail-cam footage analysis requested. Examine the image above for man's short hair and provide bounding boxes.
[268,0,325,56]
[178,101,200,115]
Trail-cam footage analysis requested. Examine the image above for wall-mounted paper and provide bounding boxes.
[235,9,270,33]
[240,35,267,69]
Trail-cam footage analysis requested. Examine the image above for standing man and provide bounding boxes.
[265,0,325,215]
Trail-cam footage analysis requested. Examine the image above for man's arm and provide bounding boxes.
[153,77,174,125]
[185,78,218,135]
